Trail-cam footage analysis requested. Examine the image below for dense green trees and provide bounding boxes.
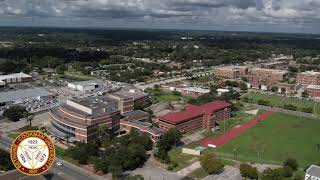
[155,128,182,162]
[283,158,298,171]
[200,152,224,175]
[67,142,100,164]
[262,168,284,180]
[0,149,14,171]
[240,164,259,179]
[283,104,298,111]
[3,105,30,122]
[66,129,152,179]
[93,130,152,178]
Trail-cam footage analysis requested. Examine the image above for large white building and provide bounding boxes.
[67,80,103,92]
[0,72,32,85]
[305,165,320,180]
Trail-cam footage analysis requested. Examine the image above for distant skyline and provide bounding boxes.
[0,0,319,34]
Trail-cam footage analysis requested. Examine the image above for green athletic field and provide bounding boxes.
[241,92,320,115]
[215,113,320,167]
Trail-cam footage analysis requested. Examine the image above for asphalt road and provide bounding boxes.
[0,136,103,180]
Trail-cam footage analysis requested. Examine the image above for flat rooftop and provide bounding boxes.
[70,96,119,115]
[160,100,231,124]
[68,79,104,86]
[0,88,52,103]
[307,85,320,90]
[0,72,32,80]
[300,71,320,76]
[183,87,210,93]
[251,68,288,74]
[307,165,320,178]
[111,90,149,100]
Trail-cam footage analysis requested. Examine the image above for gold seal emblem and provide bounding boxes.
[10,131,55,176]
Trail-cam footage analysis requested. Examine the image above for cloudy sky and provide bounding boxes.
[0,0,319,34]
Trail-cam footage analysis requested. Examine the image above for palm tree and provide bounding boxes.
[25,114,34,127]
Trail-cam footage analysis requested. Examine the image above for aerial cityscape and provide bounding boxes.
[0,1,320,180]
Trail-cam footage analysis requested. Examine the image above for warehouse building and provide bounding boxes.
[67,80,104,92]
[0,72,32,86]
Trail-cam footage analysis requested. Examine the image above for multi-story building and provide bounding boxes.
[108,92,134,114]
[276,83,300,94]
[297,71,320,85]
[305,85,320,98]
[67,80,104,92]
[159,101,231,133]
[49,96,121,142]
[49,95,160,143]
[214,66,242,79]
[110,89,151,109]
[121,110,163,142]
[246,68,287,88]
[161,82,210,97]
[0,72,32,85]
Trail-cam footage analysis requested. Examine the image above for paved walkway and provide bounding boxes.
[128,157,184,180]
[177,161,201,176]
[200,111,273,147]
[203,166,242,180]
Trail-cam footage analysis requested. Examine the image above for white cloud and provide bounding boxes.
[0,0,319,33]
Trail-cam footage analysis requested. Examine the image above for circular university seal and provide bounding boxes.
[10,131,55,176]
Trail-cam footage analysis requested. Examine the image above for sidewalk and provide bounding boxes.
[176,161,201,176]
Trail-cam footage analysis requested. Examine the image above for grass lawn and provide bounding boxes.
[61,71,95,81]
[188,167,209,179]
[241,92,320,115]
[150,88,191,103]
[55,146,79,165]
[156,94,181,102]
[216,113,320,167]
[168,148,199,171]
[202,109,262,138]
[8,132,20,139]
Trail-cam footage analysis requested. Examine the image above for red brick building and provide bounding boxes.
[49,97,121,142]
[214,66,243,79]
[305,85,320,98]
[159,101,231,133]
[297,71,320,85]
[246,68,287,88]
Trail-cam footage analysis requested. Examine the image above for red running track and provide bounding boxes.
[200,111,273,148]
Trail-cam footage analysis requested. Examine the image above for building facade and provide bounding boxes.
[246,68,287,88]
[110,89,151,109]
[0,72,32,85]
[49,97,121,142]
[305,85,320,98]
[159,101,231,133]
[214,66,242,79]
[297,71,320,86]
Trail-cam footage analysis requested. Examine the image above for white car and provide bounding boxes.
[56,161,63,167]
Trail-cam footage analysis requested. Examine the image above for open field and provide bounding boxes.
[156,94,181,102]
[168,148,199,171]
[241,92,320,115]
[216,113,320,167]
[149,88,191,103]
[202,109,263,138]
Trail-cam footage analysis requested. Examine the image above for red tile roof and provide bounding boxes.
[159,100,231,124]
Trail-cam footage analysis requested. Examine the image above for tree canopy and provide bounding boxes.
[3,105,30,122]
